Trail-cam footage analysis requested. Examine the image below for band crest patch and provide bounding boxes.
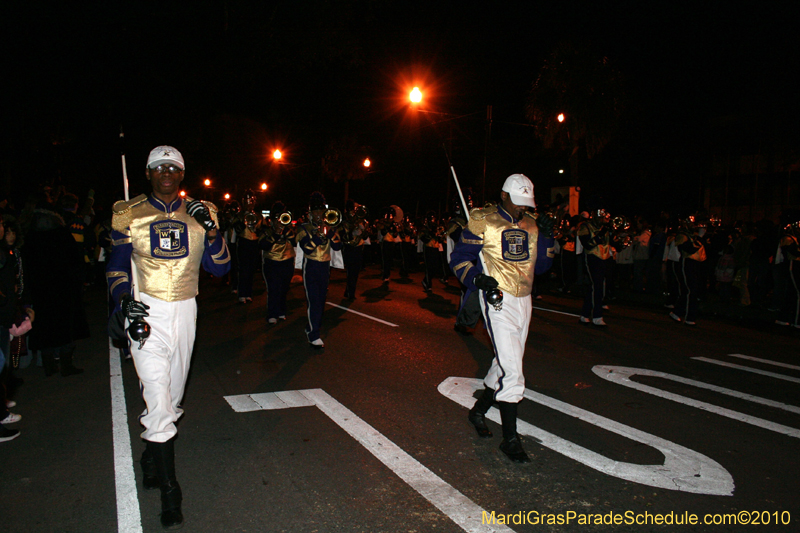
[501,229,529,261]
[150,220,189,258]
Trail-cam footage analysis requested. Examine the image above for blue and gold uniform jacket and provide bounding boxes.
[259,225,297,262]
[577,220,612,260]
[780,234,799,262]
[296,222,343,262]
[449,204,540,298]
[106,195,231,305]
[675,231,707,262]
[342,220,367,247]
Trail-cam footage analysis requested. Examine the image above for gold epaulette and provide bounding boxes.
[111,194,148,232]
[523,211,537,222]
[467,205,497,236]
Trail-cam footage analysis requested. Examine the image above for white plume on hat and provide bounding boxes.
[501,173,535,208]
[146,146,185,170]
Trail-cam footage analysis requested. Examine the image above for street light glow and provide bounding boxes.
[363,158,371,168]
[224,193,231,200]
[409,87,422,103]
[204,178,211,186]
[557,113,565,123]
[179,190,186,197]
[273,149,282,160]
[261,183,268,191]
[559,169,564,174]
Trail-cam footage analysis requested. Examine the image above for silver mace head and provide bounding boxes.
[486,288,503,311]
[127,319,151,349]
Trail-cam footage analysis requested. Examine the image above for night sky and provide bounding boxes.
[6,1,798,220]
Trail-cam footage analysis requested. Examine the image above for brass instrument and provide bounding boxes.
[244,211,261,231]
[610,215,630,233]
[353,204,368,221]
[278,211,293,226]
[610,215,632,250]
[323,208,342,227]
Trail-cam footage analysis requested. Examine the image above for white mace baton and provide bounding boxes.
[120,128,150,348]
[447,162,503,311]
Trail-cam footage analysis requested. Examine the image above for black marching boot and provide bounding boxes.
[151,437,184,530]
[498,401,531,463]
[140,441,160,490]
[59,346,83,377]
[41,350,58,377]
[467,387,495,438]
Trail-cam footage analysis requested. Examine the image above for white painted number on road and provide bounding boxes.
[225,389,514,533]
[592,366,800,439]
[438,377,734,496]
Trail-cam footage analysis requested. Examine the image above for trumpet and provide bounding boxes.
[244,211,261,231]
[353,204,368,220]
[323,208,342,227]
[277,211,293,226]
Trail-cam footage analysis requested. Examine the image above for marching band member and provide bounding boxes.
[419,211,444,293]
[577,207,612,326]
[670,215,707,326]
[296,192,342,348]
[450,174,546,464]
[378,208,399,282]
[400,215,417,276]
[234,190,262,303]
[775,219,800,327]
[106,146,230,528]
[342,199,366,300]
[260,201,296,324]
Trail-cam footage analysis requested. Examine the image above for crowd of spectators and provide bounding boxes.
[547,209,799,325]
[0,184,101,443]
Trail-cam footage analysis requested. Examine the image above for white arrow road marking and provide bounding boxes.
[726,353,800,372]
[592,366,800,438]
[437,377,734,496]
[109,339,144,533]
[693,357,800,384]
[225,389,514,533]
[325,302,400,327]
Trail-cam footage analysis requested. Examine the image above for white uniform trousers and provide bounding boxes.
[479,291,532,403]
[130,293,197,443]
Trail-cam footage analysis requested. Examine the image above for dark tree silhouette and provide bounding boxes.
[525,41,625,186]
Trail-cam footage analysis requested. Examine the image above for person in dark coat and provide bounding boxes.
[24,208,89,376]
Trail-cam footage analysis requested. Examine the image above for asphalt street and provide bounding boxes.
[2,261,798,533]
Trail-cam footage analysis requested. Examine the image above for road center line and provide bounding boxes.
[727,353,800,371]
[326,302,400,327]
[693,357,800,384]
[225,390,513,533]
[109,339,143,533]
[532,305,581,318]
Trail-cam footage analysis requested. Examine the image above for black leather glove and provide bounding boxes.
[537,214,556,238]
[121,295,149,321]
[186,200,216,231]
[473,273,499,291]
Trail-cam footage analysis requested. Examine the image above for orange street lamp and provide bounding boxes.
[557,113,565,123]
[260,183,268,191]
[363,158,371,168]
[204,178,211,187]
[224,193,231,200]
[273,149,282,160]
[409,87,422,103]
[179,190,186,198]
